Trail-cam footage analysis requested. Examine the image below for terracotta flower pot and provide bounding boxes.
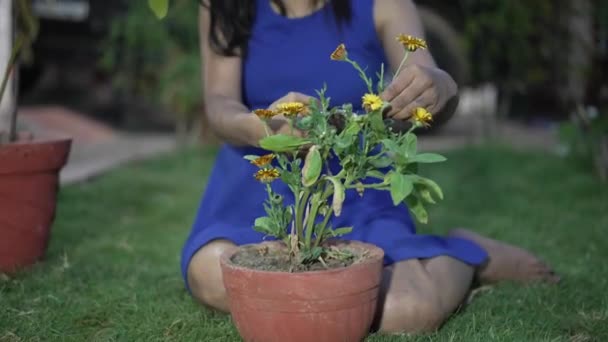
[0,138,72,273]
[220,241,384,342]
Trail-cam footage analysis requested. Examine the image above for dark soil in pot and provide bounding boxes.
[230,241,368,272]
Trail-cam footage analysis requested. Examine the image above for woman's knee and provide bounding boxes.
[379,289,445,334]
[187,239,237,312]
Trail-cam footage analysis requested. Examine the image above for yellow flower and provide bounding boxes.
[362,93,383,112]
[396,34,428,52]
[412,107,433,127]
[253,109,277,120]
[251,154,275,167]
[276,102,306,117]
[254,168,280,183]
[330,43,347,61]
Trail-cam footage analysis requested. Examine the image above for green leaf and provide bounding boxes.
[302,146,322,187]
[253,216,275,235]
[335,120,361,150]
[369,156,393,168]
[310,246,324,260]
[340,155,356,169]
[296,116,314,130]
[341,103,353,112]
[381,139,399,153]
[412,176,444,200]
[243,155,260,161]
[330,227,353,237]
[405,133,417,157]
[368,110,385,132]
[326,176,345,217]
[409,153,447,163]
[300,246,324,264]
[376,63,385,93]
[335,135,354,150]
[406,196,428,224]
[259,134,311,152]
[418,187,436,204]
[148,0,169,19]
[365,170,385,179]
[343,120,361,136]
[388,172,414,206]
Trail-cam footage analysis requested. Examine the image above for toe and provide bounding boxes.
[545,270,561,284]
[535,266,560,284]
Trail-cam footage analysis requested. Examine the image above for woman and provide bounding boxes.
[182,0,559,334]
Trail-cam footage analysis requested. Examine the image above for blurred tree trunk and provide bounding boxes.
[558,0,594,110]
[0,0,14,136]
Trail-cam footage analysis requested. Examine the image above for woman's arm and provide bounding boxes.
[199,6,261,146]
[198,6,314,146]
[374,0,458,124]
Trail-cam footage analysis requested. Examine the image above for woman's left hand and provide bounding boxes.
[380,64,458,120]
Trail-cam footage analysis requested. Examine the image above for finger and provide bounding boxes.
[271,92,316,110]
[392,99,419,121]
[386,78,428,117]
[286,91,315,104]
[395,88,438,120]
[282,91,313,104]
[267,114,290,132]
[426,89,447,115]
[381,70,416,102]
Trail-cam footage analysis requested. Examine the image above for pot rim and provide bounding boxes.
[220,240,384,276]
[0,136,72,147]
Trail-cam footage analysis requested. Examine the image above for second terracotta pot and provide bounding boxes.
[0,138,71,273]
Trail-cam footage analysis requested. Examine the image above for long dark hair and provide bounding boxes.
[199,0,352,56]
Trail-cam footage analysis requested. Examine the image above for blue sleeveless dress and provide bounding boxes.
[181,0,487,290]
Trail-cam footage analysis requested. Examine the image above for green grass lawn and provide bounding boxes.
[1,145,607,341]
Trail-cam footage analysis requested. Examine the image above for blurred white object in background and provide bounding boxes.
[32,0,89,22]
[456,83,498,141]
[457,83,498,118]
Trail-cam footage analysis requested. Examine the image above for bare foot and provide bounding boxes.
[449,228,560,284]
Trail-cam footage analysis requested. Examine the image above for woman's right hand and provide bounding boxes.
[253,92,315,141]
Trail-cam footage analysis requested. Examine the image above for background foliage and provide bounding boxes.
[101,0,607,154]
[101,0,201,137]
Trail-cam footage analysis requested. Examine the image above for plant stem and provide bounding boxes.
[334,169,346,180]
[0,36,23,142]
[346,58,373,94]
[294,189,310,241]
[320,179,336,202]
[394,51,410,79]
[304,194,321,249]
[313,208,333,248]
[346,181,387,190]
[377,63,385,93]
[289,117,295,136]
[407,124,417,135]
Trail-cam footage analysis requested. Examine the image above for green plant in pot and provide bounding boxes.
[219,40,446,342]
[144,1,444,340]
[0,0,72,273]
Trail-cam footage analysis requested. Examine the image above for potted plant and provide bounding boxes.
[219,39,446,342]
[144,2,445,340]
[0,0,72,273]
